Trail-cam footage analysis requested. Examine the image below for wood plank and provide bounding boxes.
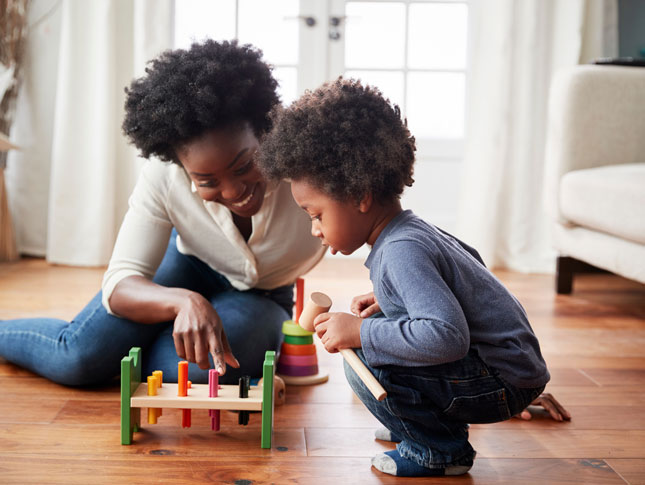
[0,455,628,485]
[474,405,645,430]
[0,424,306,457]
[606,459,645,485]
[0,398,67,424]
[0,376,120,400]
[304,427,645,460]
[533,385,645,407]
[579,368,645,387]
[470,429,645,459]
[543,368,598,387]
[540,328,645,358]
[544,356,645,369]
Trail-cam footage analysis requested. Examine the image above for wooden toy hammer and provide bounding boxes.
[298,292,387,401]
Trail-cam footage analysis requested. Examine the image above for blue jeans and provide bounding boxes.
[0,231,292,386]
[344,348,544,468]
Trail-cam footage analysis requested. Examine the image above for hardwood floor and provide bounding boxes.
[0,257,644,484]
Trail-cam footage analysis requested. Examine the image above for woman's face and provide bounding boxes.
[176,124,267,217]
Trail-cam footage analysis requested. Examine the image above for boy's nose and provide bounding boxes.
[311,223,323,239]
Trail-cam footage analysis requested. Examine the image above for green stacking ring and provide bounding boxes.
[283,334,314,345]
[282,320,314,337]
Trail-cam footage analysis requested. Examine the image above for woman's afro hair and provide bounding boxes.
[258,78,415,204]
[122,39,279,163]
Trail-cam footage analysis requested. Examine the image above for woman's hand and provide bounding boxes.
[312,312,363,353]
[350,291,381,318]
[514,392,571,421]
[173,292,240,374]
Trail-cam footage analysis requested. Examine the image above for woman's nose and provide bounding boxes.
[219,180,245,201]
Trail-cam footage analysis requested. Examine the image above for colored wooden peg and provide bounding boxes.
[147,375,159,424]
[295,277,304,321]
[181,408,191,428]
[238,376,250,426]
[152,370,163,416]
[178,361,188,397]
[178,361,191,428]
[208,369,220,431]
[153,370,163,387]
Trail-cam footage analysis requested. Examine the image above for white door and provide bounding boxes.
[174,0,470,240]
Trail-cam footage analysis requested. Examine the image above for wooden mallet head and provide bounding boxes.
[297,292,332,332]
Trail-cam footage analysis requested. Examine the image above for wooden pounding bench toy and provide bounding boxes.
[120,347,276,448]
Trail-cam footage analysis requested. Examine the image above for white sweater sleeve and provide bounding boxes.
[101,162,174,315]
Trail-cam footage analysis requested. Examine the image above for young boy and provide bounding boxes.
[257,79,551,477]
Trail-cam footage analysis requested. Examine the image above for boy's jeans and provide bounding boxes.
[345,348,545,469]
[0,230,292,386]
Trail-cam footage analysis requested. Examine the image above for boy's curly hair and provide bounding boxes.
[258,78,415,204]
[122,40,279,163]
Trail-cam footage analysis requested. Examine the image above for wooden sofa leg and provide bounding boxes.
[556,256,574,294]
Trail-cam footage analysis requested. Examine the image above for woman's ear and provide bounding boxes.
[358,193,373,213]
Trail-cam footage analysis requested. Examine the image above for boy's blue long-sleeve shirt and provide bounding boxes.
[361,210,550,389]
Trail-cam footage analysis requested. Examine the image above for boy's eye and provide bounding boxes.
[311,215,321,221]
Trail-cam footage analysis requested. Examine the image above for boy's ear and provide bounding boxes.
[358,193,373,213]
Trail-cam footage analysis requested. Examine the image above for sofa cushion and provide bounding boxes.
[560,163,645,245]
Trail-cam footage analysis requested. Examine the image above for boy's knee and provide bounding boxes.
[343,359,368,394]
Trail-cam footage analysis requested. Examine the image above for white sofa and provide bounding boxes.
[544,65,645,293]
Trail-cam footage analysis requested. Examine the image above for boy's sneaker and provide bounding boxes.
[371,449,473,477]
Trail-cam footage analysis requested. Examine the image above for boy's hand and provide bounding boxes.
[312,312,363,353]
[514,393,571,421]
[350,292,381,318]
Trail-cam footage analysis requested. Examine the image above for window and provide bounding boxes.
[174,0,471,238]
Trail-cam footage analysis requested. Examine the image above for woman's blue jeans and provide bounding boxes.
[345,348,545,469]
[0,232,292,386]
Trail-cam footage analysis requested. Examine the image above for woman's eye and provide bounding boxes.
[234,162,253,176]
[198,180,218,188]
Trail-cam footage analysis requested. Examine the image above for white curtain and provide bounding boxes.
[6,0,173,266]
[455,0,618,272]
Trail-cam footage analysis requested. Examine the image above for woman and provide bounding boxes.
[0,40,325,385]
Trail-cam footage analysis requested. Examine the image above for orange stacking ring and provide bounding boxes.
[281,342,316,356]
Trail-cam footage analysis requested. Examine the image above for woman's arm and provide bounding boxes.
[109,275,239,374]
[103,162,238,374]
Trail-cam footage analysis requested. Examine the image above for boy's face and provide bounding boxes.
[291,180,370,255]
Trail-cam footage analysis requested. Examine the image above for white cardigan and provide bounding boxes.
[102,160,325,314]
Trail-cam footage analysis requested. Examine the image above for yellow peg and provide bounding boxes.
[147,375,159,424]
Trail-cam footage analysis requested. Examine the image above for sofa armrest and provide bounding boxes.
[544,65,645,220]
